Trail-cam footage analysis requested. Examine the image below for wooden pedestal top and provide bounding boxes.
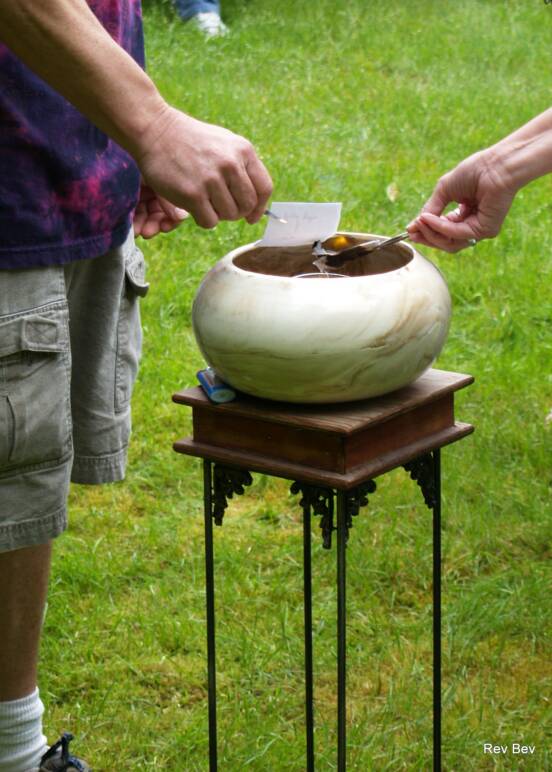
[173,368,474,488]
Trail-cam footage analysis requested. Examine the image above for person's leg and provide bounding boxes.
[0,544,52,703]
[0,544,51,771]
[0,264,73,771]
[174,0,220,22]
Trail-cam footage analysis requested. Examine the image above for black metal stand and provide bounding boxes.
[336,490,347,771]
[302,503,315,772]
[203,461,218,772]
[433,451,442,772]
[201,449,442,771]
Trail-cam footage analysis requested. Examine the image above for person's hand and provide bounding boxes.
[407,149,518,252]
[133,107,273,229]
[133,182,189,239]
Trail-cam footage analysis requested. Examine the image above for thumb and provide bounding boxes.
[407,175,453,231]
[422,174,453,217]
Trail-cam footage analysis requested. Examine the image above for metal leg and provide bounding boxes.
[432,450,442,772]
[290,481,375,770]
[336,490,347,771]
[203,460,218,771]
[303,502,315,771]
[403,450,443,769]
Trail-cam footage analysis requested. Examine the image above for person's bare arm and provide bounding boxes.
[0,0,272,228]
[489,107,552,190]
[407,108,552,251]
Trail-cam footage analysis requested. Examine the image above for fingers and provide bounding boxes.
[191,197,222,230]
[224,160,259,221]
[134,187,189,239]
[133,202,147,237]
[137,210,168,239]
[407,161,475,232]
[135,209,177,239]
[208,177,242,221]
[242,154,273,224]
[406,219,422,238]
[406,182,451,233]
[156,193,189,225]
[445,203,471,223]
[407,199,480,253]
[418,211,477,241]
[409,217,474,253]
[207,143,272,224]
[187,155,272,228]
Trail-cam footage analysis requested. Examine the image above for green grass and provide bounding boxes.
[41,1,551,769]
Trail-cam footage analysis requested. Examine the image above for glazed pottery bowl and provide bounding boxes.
[192,233,451,403]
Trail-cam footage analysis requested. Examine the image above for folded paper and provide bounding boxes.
[260,202,342,247]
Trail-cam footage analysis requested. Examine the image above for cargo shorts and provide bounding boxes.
[0,230,149,553]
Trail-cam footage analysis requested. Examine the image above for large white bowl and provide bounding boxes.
[192,233,451,403]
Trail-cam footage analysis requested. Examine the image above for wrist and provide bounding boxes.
[487,132,552,192]
[109,74,171,161]
[127,102,198,169]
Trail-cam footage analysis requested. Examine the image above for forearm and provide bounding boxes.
[487,107,552,191]
[0,0,273,227]
[0,0,168,159]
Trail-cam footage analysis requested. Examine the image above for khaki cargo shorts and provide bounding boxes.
[0,230,149,553]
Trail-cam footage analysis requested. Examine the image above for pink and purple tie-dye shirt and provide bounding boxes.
[0,1,144,269]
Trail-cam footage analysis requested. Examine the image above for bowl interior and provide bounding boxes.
[233,234,413,278]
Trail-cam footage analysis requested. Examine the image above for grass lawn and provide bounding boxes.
[41,1,550,769]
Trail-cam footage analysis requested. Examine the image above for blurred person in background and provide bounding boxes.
[175,0,228,37]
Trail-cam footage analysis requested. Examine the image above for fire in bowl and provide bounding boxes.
[192,233,451,404]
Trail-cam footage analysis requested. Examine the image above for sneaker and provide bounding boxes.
[190,11,228,38]
[34,733,91,771]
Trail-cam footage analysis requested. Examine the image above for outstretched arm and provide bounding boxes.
[0,0,272,229]
[407,108,552,252]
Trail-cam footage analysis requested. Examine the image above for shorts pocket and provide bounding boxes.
[0,306,72,473]
[115,245,149,413]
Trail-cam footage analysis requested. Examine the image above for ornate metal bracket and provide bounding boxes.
[212,464,253,525]
[290,479,376,549]
[403,452,437,510]
[345,480,377,537]
[290,482,335,549]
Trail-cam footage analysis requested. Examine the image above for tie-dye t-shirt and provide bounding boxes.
[0,1,144,269]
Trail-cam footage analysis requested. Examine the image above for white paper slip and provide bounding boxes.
[260,202,342,247]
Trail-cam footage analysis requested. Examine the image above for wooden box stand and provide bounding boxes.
[173,368,474,771]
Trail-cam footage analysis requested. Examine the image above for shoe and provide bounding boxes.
[35,733,91,771]
[190,12,228,38]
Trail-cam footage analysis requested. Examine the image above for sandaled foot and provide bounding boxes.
[35,733,91,771]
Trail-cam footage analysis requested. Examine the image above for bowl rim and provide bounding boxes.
[223,231,418,281]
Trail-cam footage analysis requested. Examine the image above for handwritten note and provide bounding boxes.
[260,202,342,247]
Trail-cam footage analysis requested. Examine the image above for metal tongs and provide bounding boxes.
[313,231,410,272]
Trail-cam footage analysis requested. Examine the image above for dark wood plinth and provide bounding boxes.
[173,368,474,489]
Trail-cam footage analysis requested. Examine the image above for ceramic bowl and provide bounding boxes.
[192,232,451,403]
